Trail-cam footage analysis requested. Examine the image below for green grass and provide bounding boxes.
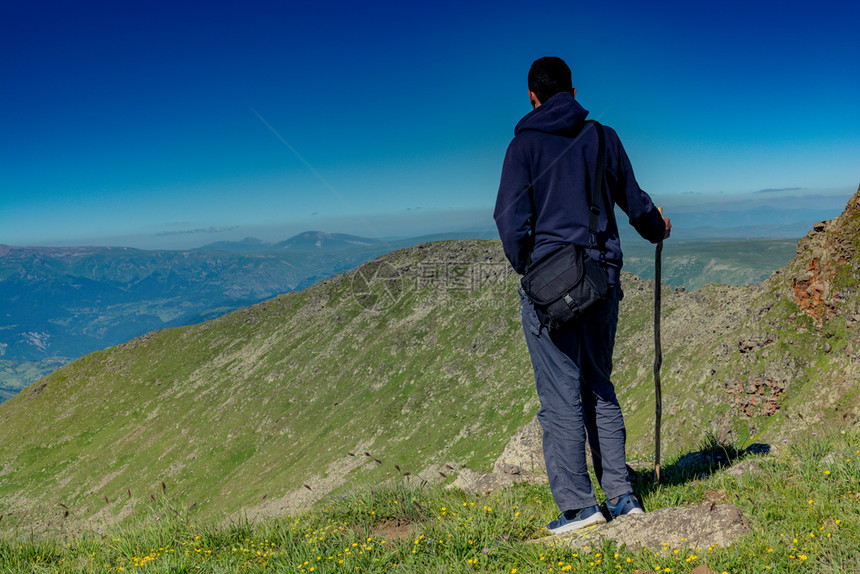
[3,428,857,573]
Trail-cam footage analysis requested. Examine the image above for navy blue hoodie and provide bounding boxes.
[494,92,665,283]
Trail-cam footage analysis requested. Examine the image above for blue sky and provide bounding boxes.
[1,0,858,248]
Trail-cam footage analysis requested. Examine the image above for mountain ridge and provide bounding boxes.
[1,231,802,401]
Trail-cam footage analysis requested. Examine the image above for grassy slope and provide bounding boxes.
[0,241,417,398]
[3,428,858,573]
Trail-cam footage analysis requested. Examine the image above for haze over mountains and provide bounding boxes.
[1,186,858,531]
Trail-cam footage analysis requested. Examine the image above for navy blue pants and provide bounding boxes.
[520,285,632,512]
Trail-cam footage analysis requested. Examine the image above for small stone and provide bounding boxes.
[727,458,765,479]
[821,451,844,464]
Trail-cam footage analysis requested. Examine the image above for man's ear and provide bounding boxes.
[528,90,541,109]
[571,87,576,99]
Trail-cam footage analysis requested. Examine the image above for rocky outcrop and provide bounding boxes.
[449,417,548,495]
[724,376,787,417]
[460,425,768,556]
[447,467,546,495]
[791,184,860,324]
[706,184,860,428]
[793,251,837,321]
[494,416,545,474]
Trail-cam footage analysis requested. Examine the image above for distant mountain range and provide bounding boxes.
[0,232,430,401]
[1,187,857,530]
[199,231,387,252]
[0,229,804,402]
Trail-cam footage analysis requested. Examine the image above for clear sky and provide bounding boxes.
[2,0,858,248]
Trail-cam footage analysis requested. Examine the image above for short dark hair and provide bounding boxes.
[528,57,573,104]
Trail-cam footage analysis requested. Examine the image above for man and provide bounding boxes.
[494,56,671,534]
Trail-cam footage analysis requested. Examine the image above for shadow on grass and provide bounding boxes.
[629,434,771,500]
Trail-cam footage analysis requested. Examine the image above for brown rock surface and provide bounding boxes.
[791,183,860,324]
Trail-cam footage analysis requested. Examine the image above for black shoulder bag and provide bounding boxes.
[520,120,610,330]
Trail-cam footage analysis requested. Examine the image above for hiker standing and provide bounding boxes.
[494,56,671,533]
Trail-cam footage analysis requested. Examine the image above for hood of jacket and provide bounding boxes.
[514,91,589,137]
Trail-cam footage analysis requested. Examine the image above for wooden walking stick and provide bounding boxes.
[653,231,664,485]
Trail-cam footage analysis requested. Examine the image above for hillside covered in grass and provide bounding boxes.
[1,187,858,533]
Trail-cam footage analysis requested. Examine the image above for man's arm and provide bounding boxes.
[494,140,534,274]
[605,128,666,243]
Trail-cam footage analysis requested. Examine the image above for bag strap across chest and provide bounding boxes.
[585,120,606,251]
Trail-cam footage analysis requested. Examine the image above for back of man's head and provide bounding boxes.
[528,57,573,105]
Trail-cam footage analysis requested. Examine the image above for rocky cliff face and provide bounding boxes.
[708,184,860,438]
[791,187,860,323]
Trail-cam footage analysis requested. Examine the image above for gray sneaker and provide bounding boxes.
[546,505,607,534]
[605,493,644,519]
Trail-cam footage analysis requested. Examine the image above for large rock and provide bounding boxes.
[543,503,750,553]
[494,416,601,474]
[449,417,549,495]
[494,416,546,474]
[448,467,545,496]
[457,414,645,495]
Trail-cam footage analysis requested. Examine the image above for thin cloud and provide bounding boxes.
[154,226,237,237]
[755,187,806,194]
